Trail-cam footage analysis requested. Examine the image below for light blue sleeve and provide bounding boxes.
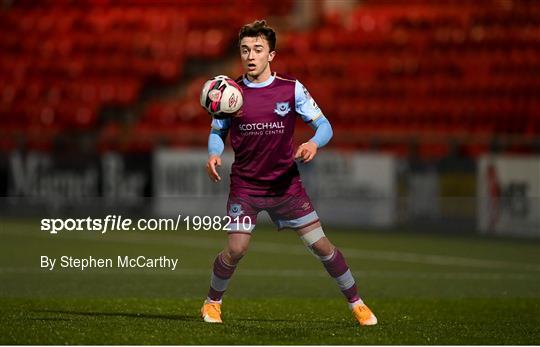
[295,80,324,123]
[308,115,333,148]
[295,80,332,148]
[211,118,231,131]
[208,118,230,156]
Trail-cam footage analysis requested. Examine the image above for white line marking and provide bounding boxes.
[2,230,540,271]
[0,267,537,280]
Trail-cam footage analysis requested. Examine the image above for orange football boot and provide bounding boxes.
[201,301,223,323]
[352,304,378,326]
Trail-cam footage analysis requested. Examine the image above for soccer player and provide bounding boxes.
[201,20,377,326]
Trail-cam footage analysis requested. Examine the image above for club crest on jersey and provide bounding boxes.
[229,204,244,217]
[274,102,291,117]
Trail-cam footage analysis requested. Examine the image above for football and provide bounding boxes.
[200,75,243,119]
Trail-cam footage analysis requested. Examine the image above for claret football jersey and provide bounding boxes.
[211,72,324,195]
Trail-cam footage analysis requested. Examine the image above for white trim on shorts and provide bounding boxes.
[227,222,255,234]
[276,211,319,230]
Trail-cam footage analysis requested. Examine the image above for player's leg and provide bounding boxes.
[296,222,377,325]
[201,195,257,323]
[296,222,356,301]
[208,232,251,302]
[269,185,377,326]
[201,232,251,323]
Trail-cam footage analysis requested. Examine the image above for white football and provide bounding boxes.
[200,75,243,119]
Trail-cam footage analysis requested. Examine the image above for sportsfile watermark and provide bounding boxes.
[41,215,252,234]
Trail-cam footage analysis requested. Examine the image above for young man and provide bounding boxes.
[201,20,377,326]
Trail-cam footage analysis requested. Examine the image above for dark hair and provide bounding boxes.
[238,20,276,52]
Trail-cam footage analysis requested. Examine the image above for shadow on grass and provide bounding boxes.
[29,317,73,321]
[32,309,198,321]
[31,309,350,327]
[228,317,351,327]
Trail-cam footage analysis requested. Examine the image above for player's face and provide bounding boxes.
[240,36,275,82]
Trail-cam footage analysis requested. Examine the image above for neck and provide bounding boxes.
[247,65,272,83]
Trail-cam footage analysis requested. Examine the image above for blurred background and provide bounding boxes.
[0,0,539,237]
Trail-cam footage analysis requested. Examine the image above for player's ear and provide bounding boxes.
[268,51,276,62]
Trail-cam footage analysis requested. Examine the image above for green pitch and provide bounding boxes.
[1,218,539,344]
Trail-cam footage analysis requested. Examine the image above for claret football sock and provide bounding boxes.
[321,248,361,304]
[321,249,378,325]
[207,253,236,302]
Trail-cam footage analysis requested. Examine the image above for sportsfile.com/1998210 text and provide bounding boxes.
[40,215,252,235]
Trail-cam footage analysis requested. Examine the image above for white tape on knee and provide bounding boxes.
[300,226,325,247]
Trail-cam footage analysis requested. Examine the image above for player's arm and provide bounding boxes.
[294,80,333,163]
[207,118,230,182]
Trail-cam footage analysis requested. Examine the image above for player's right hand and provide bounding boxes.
[206,155,222,182]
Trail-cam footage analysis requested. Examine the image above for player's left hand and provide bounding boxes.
[295,141,318,163]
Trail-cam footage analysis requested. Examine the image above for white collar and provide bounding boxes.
[243,72,275,88]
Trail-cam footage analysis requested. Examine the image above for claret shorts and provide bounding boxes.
[226,185,319,234]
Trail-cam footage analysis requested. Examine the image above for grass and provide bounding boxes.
[1,218,539,344]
